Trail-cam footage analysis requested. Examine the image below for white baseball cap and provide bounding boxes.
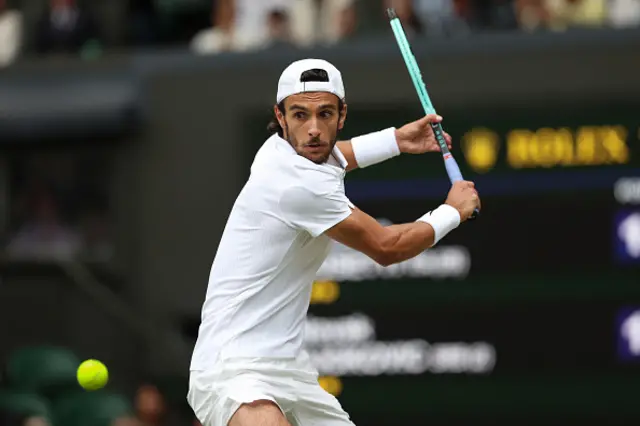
[276,59,346,104]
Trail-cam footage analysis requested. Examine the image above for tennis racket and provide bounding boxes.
[387,8,479,220]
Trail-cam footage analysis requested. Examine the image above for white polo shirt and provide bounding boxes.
[190,134,353,370]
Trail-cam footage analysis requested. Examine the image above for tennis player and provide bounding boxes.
[188,58,481,426]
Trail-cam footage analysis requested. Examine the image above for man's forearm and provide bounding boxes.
[378,205,461,266]
[378,222,436,265]
[325,205,460,268]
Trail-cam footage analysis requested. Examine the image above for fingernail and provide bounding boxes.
[437,115,443,120]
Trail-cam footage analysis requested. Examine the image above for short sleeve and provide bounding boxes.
[279,184,352,237]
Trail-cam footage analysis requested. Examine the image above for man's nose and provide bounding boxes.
[308,119,321,138]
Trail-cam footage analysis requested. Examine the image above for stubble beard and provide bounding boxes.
[283,121,339,164]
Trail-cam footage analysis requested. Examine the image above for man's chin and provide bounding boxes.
[300,148,331,164]
[302,154,330,164]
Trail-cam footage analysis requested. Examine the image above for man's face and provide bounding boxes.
[276,92,347,164]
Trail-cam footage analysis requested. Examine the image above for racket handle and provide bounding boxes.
[445,158,480,220]
[444,154,464,183]
[430,122,463,182]
[429,123,480,220]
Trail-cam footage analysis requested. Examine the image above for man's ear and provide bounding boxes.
[275,104,286,128]
[338,102,348,131]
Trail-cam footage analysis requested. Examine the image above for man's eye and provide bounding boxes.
[320,111,333,118]
[294,112,306,119]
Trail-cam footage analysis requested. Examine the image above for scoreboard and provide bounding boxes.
[307,192,640,424]
[313,103,639,424]
[239,102,640,424]
[340,101,639,180]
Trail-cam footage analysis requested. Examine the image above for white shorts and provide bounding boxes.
[187,351,354,426]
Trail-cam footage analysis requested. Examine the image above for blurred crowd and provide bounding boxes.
[0,0,639,67]
[3,149,114,263]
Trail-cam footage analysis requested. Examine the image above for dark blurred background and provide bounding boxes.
[0,0,639,425]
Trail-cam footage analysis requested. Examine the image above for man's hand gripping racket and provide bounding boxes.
[387,8,480,220]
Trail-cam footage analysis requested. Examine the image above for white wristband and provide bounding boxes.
[417,204,461,245]
[350,127,400,168]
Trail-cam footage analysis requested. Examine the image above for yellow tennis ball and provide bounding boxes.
[77,359,109,391]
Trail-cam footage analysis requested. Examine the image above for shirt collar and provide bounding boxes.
[271,134,348,170]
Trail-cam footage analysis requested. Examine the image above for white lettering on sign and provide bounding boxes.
[615,178,640,205]
[317,243,471,281]
[304,313,497,376]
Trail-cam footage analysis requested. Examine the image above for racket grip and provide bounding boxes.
[444,157,480,220]
[444,156,463,183]
[444,154,479,219]
[431,123,480,220]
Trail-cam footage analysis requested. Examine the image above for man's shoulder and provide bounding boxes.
[249,165,342,202]
[252,136,344,189]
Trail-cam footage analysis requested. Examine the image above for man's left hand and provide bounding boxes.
[395,114,453,154]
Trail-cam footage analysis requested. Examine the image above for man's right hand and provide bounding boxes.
[445,181,481,222]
